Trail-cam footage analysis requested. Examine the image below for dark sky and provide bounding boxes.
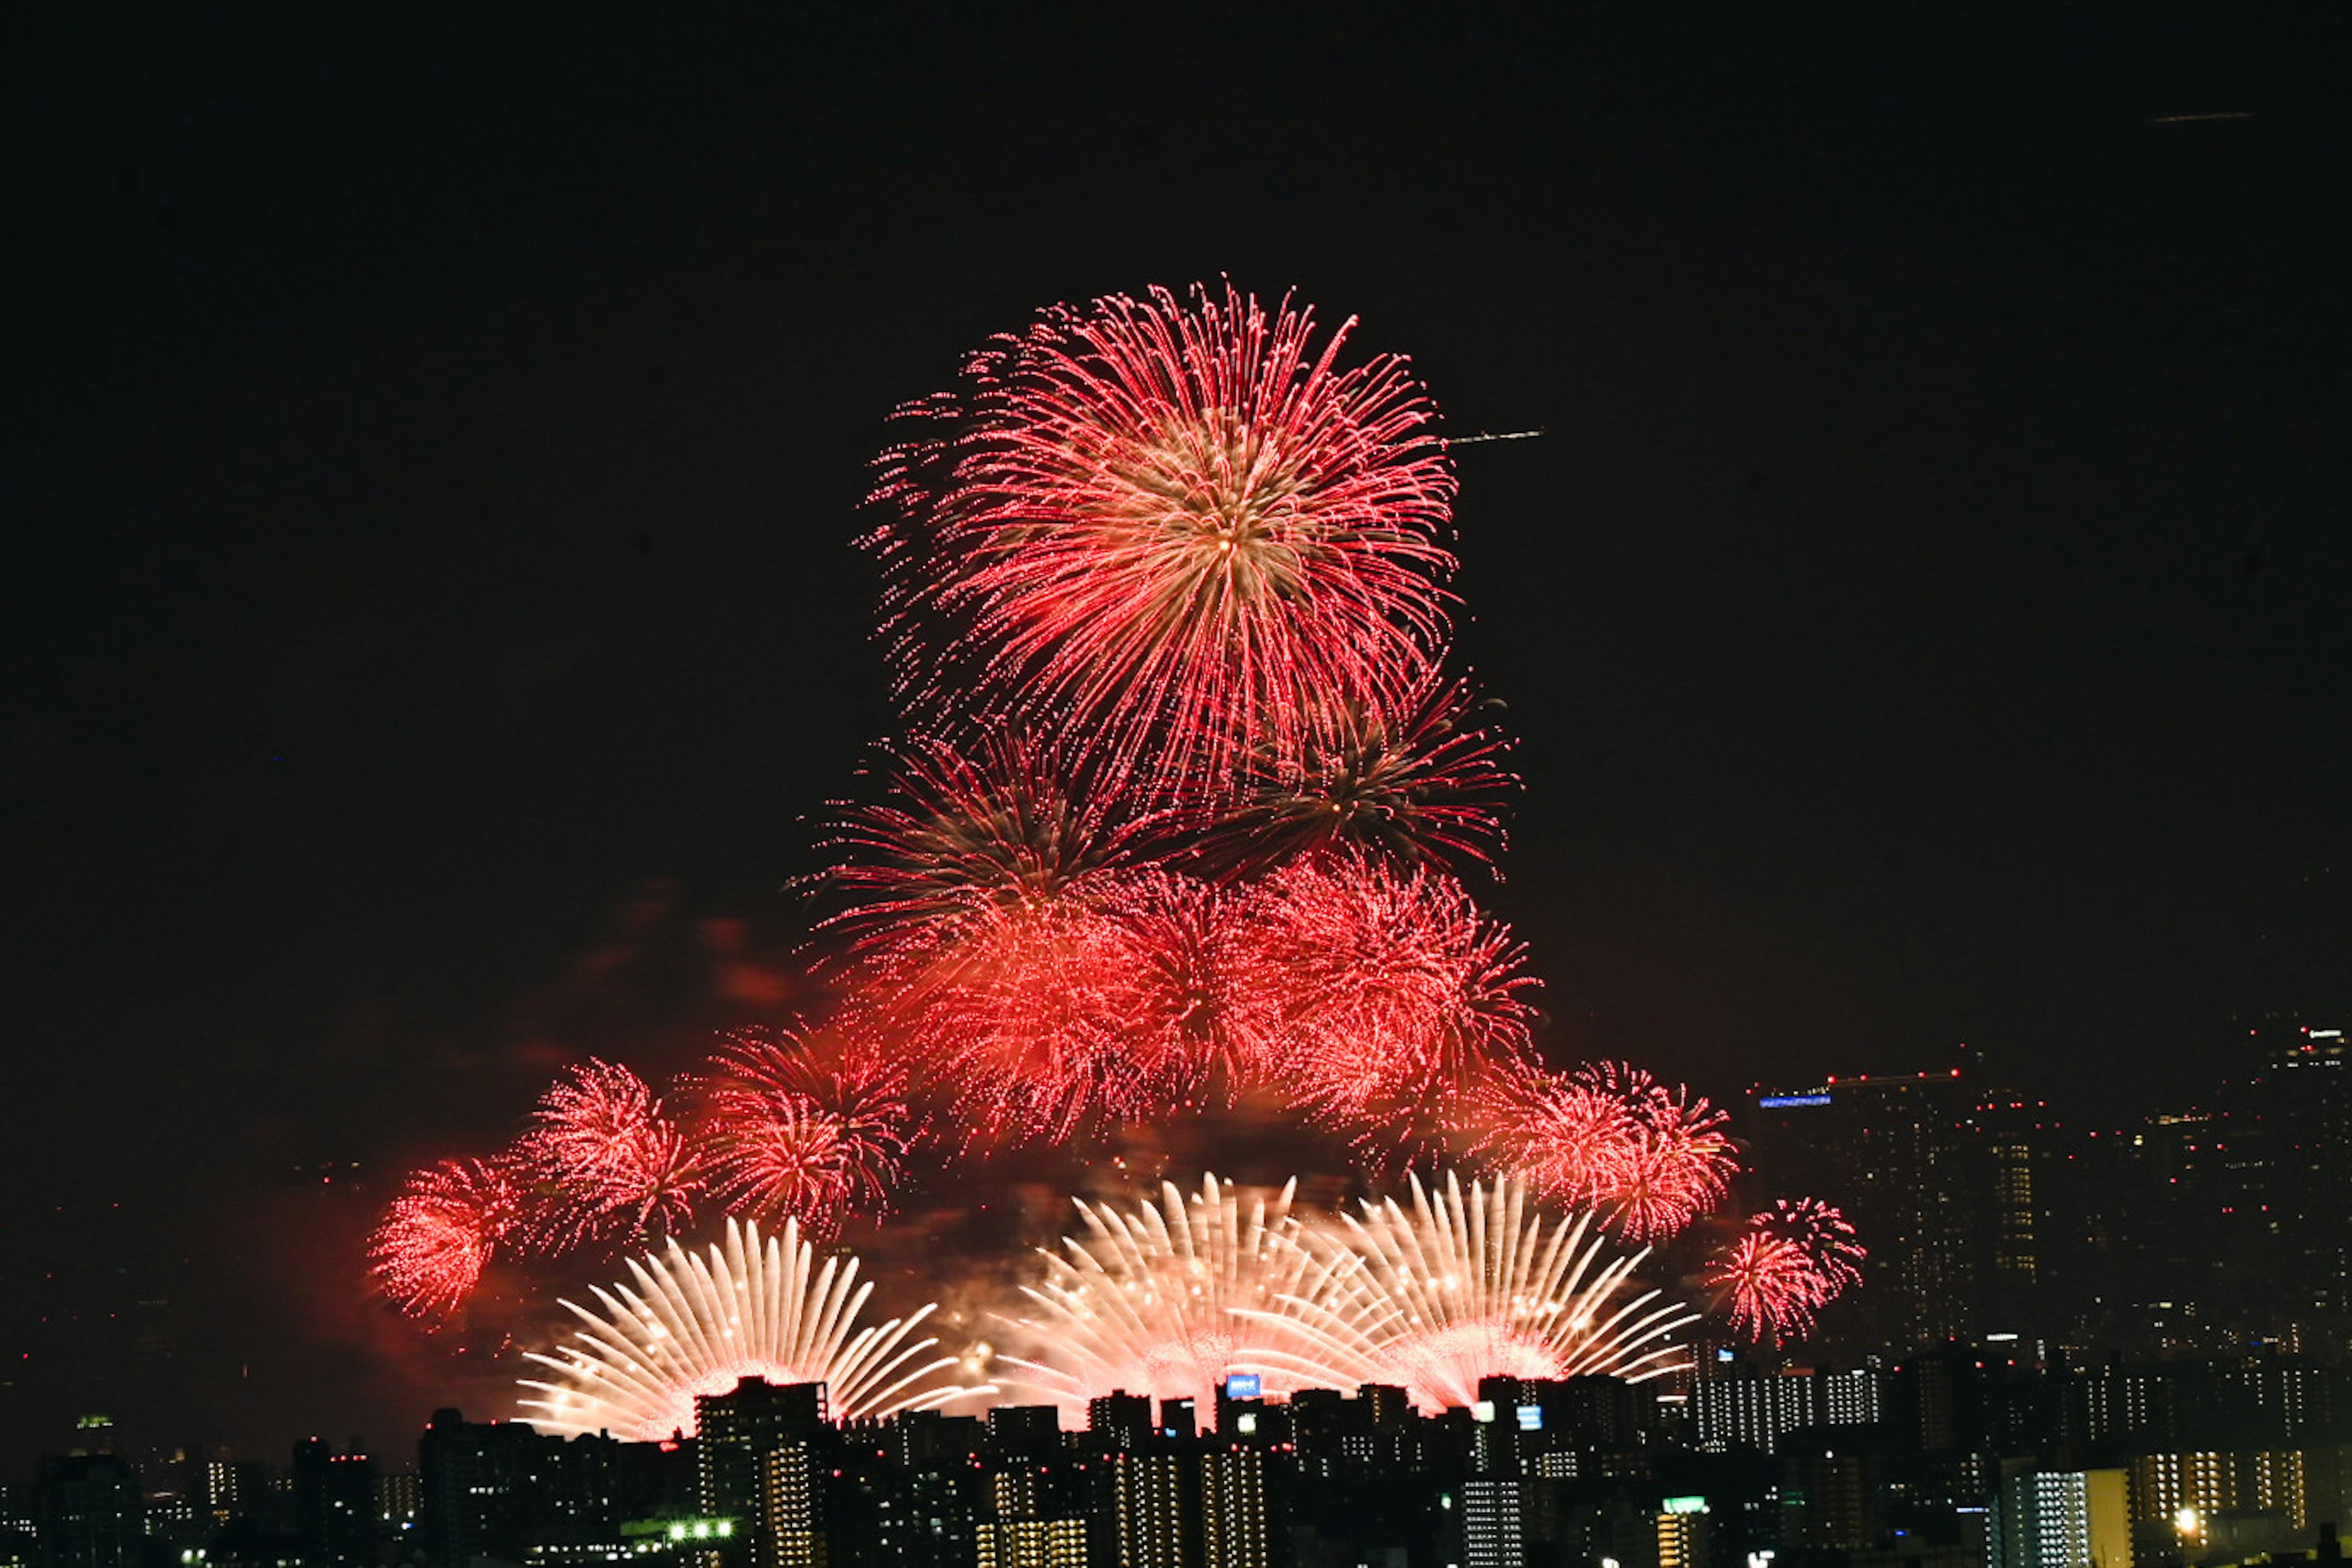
[6,7,2346,1473]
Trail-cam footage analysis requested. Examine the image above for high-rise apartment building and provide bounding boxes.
[1109,1452,1185,1567]
[695,1379,826,1532]
[1462,1477,1527,1568]
[1199,1447,1272,1568]
[1749,1067,1983,1348]
[1989,1468,2132,1568]
[32,1455,141,1568]
[755,1441,824,1568]
[291,1439,377,1568]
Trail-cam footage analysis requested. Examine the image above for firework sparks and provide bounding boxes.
[368,1157,520,1324]
[518,1216,989,1439]
[1477,1060,1737,1240]
[819,732,1141,954]
[1245,1170,1698,1415]
[1226,852,1536,1148]
[1708,1198,1864,1343]
[514,1060,704,1249]
[690,1027,919,1242]
[994,1173,1316,1417]
[1196,672,1516,876]
[867,282,1459,799]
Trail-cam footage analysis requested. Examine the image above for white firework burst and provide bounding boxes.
[995,1173,1317,1417]
[1245,1169,1699,1415]
[518,1216,990,1439]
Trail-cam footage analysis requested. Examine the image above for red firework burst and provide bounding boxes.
[514,1060,704,1248]
[820,732,1144,955]
[867,874,1204,1147]
[867,282,1458,799]
[1225,853,1537,1151]
[366,1157,519,1323]
[1708,1198,1865,1343]
[1189,671,1516,877]
[1085,868,1252,1105]
[1477,1060,1738,1240]
[690,1027,918,1241]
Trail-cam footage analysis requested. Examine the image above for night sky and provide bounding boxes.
[7,9,2346,1472]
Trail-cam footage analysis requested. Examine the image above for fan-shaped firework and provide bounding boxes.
[1226,852,1537,1147]
[690,1027,919,1242]
[1245,1170,1698,1415]
[995,1173,1316,1417]
[518,1216,989,1439]
[866,282,1458,798]
[1196,673,1515,876]
[1708,1198,1864,1343]
[368,1156,521,1324]
[514,1060,704,1249]
[1478,1060,1737,1240]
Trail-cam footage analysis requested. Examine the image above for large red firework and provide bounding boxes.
[513,1060,704,1248]
[1225,852,1537,1152]
[690,1026,919,1242]
[1708,1198,1865,1343]
[366,1156,520,1324]
[1477,1060,1738,1240]
[867,282,1459,799]
[1188,671,1516,878]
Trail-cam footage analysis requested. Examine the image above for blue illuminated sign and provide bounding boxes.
[1516,1405,1544,1431]
[1224,1373,1261,1398]
[1757,1093,1832,1108]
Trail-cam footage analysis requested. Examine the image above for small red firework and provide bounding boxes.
[1477,1060,1738,1240]
[1225,853,1537,1152]
[366,1157,519,1323]
[690,1027,918,1241]
[1708,1198,1865,1343]
[819,731,1143,955]
[1193,672,1516,877]
[514,1060,704,1248]
[866,282,1458,799]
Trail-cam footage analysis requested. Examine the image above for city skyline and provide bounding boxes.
[9,3,2347,1490]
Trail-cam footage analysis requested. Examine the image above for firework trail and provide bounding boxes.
[993,1173,1317,1417]
[1477,1060,1737,1240]
[689,1027,919,1242]
[368,1156,521,1323]
[866,282,1459,801]
[1225,852,1537,1151]
[514,1060,704,1249]
[1243,1170,1697,1415]
[518,1216,989,1439]
[1708,1198,1864,1343]
[1194,672,1516,877]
